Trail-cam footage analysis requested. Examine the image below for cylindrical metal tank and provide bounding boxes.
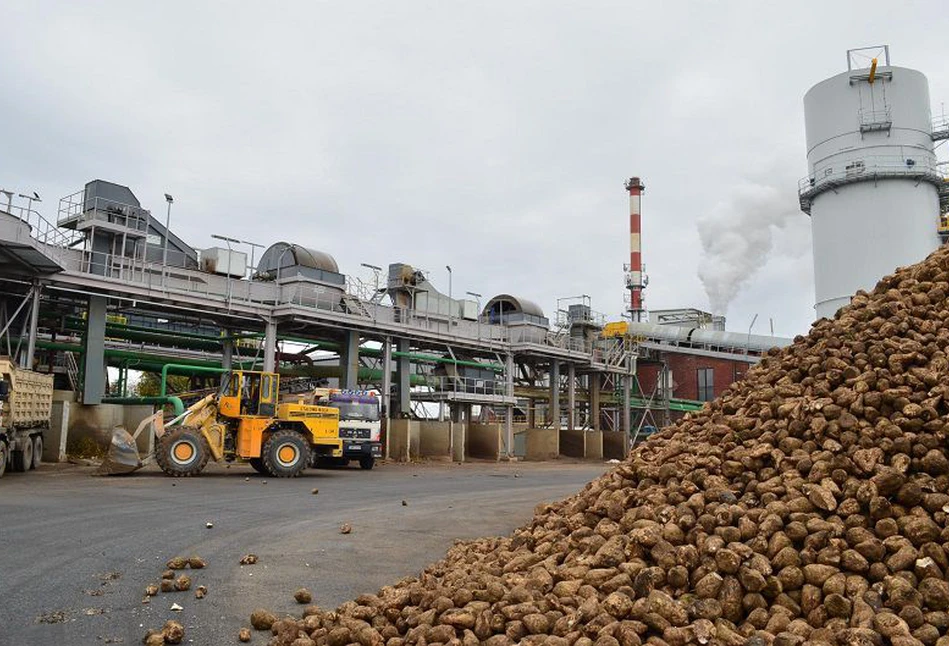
[802,61,941,319]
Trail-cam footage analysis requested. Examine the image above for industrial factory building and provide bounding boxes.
[0,46,946,463]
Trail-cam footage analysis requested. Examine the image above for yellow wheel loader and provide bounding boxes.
[141,370,344,478]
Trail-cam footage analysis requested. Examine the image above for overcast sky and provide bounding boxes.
[2,1,947,338]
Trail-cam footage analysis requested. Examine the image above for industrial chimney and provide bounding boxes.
[625,177,647,322]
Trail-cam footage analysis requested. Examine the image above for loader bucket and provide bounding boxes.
[98,427,144,475]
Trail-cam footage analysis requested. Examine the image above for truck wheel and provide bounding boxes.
[359,457,375,470]
[156,427,211,477]
[30,435,43,470]
[11,439,32,473]
[248,458,267,474]
[0,442,6,478]
[262,430,310,478]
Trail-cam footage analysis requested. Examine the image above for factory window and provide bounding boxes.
[697,368,714,402]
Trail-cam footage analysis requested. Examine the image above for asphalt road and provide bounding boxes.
[0,459,607,645]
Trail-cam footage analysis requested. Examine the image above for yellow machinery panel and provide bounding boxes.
[236,418,272,458]
[601,321,629,338]
[276,402,340,442]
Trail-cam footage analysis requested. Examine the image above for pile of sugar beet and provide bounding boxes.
[252,247,949,646]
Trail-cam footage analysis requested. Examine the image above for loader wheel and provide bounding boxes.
[156,427,211,477]
[30,435,43,470]
[0,442,6,479]
[248,458,267,474]
[262,430,310,478]
[11,439,32,473]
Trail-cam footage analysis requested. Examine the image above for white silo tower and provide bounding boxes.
[801,46,946,319]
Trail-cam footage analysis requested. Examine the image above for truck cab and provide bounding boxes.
[322,390,383,469]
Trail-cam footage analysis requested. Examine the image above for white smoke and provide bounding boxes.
[697,179,803,316]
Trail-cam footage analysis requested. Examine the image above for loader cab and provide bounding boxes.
[220,370,280,418]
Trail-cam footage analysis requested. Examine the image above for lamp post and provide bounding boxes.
[445,265,452,326]
[361,262,382,300]
[746,313,758,356]
[162,193,174,267]
[17,191,40,216]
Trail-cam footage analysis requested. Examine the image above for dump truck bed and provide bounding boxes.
[0,358,54,429]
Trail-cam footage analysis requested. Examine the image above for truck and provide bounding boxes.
[0,358,53,479]
[314,389,383,470]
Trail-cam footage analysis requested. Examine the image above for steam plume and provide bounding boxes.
[697,179,802,315]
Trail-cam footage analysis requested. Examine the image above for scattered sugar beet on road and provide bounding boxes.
[0,460,606,645]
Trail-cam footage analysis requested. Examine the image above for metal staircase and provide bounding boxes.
[64,350,80,391]
[342,294,372,318]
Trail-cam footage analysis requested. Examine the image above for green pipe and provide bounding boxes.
[161,364,227,397]
[34,340,259,372]
[102,396,185,416]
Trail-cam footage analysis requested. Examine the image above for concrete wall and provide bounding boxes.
[388,419,420,461]
[418,421,451,458]
[467,423,501,460]
[52,402,155,460]
[46,401,71,462]
[524,428,559,461]
[586,431,604,460]
[559,429,586,458]
[603,431,628,461]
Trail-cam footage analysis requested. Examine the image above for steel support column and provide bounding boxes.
[82,295,107,405]
[340,330,359,389]
[382,336,393,459]
[590,373,601,431]
[395,338,410,416]
[22,282,41,370]
[263,319,277,373]
[567,363,576,430]
[622,373,632,437]
[505,353,514,458]
[549,361,561,430]
[221,328,234,387]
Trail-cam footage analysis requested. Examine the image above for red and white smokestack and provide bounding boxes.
[625,176,646,322]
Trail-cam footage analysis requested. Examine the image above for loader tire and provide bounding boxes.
[248,458,267,474]
[262,430,310,478]
[0,441,6,479]
[156,427,211,477]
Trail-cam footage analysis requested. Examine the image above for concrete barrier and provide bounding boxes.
[524,428,559,461]
[586,430,604,460]
[65,403,155,457]
[46,401,71,462]
[603,431,628,461]
[559,429,586,458]
[467,423,502,460]
[388,419,420,461]
[451,423,466,462]
[419,421,451,458]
